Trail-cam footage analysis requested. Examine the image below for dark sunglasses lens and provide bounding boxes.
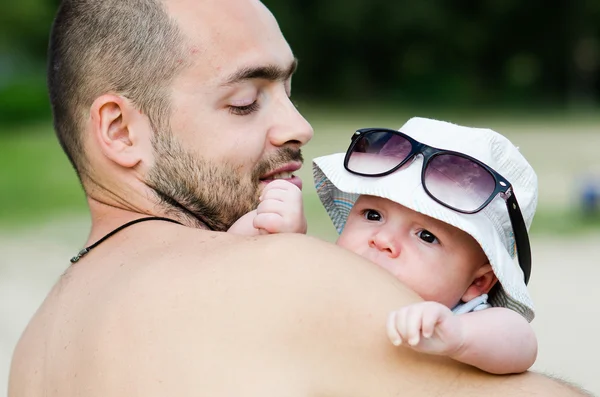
[347,131,413,175]
[424,154,496,212]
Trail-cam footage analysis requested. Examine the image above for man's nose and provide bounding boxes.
[268,96,314,147]
[369,231,400,259]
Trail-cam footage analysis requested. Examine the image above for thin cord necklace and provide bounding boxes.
[70,216,183,264]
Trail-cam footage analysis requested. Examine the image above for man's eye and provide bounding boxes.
[229,101,259,116]
[362,209,382,222]
[417,230,439,244]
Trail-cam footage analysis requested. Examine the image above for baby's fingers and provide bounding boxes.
[421,305,443,339]
[390,307,419,346]
[253,212,283,234]
[387,311,402,346]
[260,179,300,200]
[260,186,296,203]
[405,306,424,346]
[393,307,411,343]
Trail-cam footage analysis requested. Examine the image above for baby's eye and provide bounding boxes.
[417,229,439,244]
[362,209,382,222]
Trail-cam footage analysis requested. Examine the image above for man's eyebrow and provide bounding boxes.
[221,58,298,86]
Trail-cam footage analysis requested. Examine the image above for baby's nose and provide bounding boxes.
[369,232,400,258]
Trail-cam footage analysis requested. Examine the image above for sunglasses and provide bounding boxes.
[344,127,531,285]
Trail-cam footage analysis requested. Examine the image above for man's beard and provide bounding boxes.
[145,131,303,231]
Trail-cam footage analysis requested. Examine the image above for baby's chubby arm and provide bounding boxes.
[387,302,537,374]
[227,180,307,236]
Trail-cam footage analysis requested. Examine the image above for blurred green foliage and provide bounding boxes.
[263,0,600,107]
[0,1,58,64]
[0,0,58,127]
[0,123,86,226]
[2,0,600,127]
[0,76,51,127]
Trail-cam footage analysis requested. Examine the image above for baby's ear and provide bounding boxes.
[461,263,498,302]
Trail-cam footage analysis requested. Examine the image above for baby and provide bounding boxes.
[229,117,538,375]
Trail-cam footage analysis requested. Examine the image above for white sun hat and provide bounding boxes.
[313,117,537,322]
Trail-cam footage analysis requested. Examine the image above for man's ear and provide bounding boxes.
[461,263,498,302]
[90,94,150,168]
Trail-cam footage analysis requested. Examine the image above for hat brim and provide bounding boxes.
[313,152,535,322]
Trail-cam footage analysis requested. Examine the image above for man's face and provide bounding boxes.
[146,0,313,231]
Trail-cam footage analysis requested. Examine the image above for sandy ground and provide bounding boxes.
[1,216,599,395]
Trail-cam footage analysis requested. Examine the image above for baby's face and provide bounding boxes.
[337,195,491,308]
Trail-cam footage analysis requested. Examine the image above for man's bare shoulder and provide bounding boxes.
[127,229,421,325]
[100,230,590,397]
[143,231,424,320]
[97,231,433,394]
[149,229,404,286]
[169,227,356,262]
[10,226,591,397]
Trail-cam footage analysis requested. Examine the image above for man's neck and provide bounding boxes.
[83,182,211,249]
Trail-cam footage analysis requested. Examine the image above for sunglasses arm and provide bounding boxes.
[504,193,532,285]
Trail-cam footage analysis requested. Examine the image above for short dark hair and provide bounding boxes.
[48,0,188,179]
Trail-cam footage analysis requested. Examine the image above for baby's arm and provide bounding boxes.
[227,179,307,236]
[387,301,537,374]
[450,306,537,373]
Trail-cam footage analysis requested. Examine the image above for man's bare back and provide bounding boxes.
[9,224,590,396]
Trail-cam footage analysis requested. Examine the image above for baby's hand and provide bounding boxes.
[386,301,465,356]
[253,179,307,234]
[227,210,259,235]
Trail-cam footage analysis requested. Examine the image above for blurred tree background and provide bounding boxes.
[2,0,600,128]
[264,0,600,109]
[0,0,59,125]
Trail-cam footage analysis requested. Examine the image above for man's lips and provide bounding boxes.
[259,162,302,179]
[259,162,303,189]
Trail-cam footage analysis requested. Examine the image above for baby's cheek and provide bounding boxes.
[336,227,362,251]
[335,235,352,251]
